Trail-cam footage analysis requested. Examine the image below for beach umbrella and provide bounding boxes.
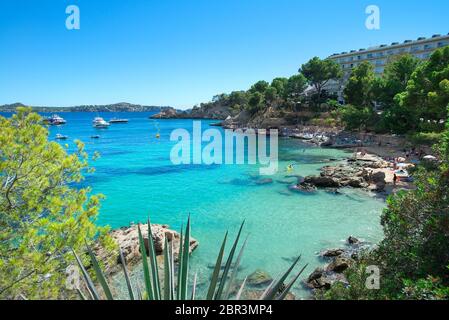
[423,155,437,161]
[397,157,406,162]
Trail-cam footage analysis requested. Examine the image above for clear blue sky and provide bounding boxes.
[0,0,448,109]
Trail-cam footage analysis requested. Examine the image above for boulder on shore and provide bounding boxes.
[305,267,348,290]
[94,223,199,275]
[326,257,352,273]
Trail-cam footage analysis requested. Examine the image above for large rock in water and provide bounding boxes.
[94,223,199,275]
[321,248,345,258]
[303,175,340,188]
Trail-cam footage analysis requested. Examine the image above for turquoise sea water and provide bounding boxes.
[3,112,386,297]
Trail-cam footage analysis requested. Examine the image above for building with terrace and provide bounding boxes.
[324,33,449,102]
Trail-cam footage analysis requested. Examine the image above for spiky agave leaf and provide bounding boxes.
[147,217,161,300]
[215,221,245,300]
[179,216,191,300]
[163,238,172,300]
[206,232,228,300]
[261,255,302,300]
[170,240,175,299]
[119,247,135,300]
[85,243,114,300]
[235,276,248,300]
[137,224,154,299]
[276,264,308,300]
[224,234,249,300]
[176,224,184,300]
[77,288,87,300]
[191,272,198,300]
[72,248,100,300]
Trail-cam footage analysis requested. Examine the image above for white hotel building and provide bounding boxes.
[324,33,449,102]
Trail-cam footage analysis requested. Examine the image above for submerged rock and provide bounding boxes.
[289,183,316,193]
[255,178,274,185]
[320,248,345,258]
[248,269,273,287]
[302,176,340,188]
[347,236,360,245]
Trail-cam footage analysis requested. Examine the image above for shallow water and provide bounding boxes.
[3,112,386,298]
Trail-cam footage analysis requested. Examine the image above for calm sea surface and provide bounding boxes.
[2,111,386,297]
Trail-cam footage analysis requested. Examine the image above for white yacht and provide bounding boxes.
[55,133,68,140]
[44,114,67,125]
[93,117,110,128]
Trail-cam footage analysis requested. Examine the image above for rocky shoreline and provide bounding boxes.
[295,153,391,195]
[305,236,369,292]
[94,223,199,276]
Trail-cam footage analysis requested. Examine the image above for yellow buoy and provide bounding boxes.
[156,133,160,139]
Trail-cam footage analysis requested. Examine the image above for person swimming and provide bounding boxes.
[286,164,294,172]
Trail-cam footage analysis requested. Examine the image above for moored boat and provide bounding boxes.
[55,133,68,140]
[45,114,67,125]
[93,117,110,128]
[109,118,129,124]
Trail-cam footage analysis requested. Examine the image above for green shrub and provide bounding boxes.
[408,132,443,146]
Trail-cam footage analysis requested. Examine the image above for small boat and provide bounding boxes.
[109,118,129,124]
[93,117,110,128]
[91,135,100,139]
[45,114,67,125]
[55,134,68,140]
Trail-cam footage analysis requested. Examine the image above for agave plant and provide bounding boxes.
[73,216,307,300]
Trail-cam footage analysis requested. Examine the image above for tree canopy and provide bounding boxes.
[300,57,342,98]
[0,108,113,299]
[344,61,376,108]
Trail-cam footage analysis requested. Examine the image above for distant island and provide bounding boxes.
[0,102,179,113]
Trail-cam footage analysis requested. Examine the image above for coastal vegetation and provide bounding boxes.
[0,107,115,299]
[0,102,171,113]
[321,114,449,300]
[196,56,339,117]
[187,46,449,147]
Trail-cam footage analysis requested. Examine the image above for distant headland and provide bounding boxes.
[0,102,179,113]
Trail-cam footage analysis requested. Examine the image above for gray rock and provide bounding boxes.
[305,268,348,290]
[348,236,360,244]
[302,176,340,188]
[326,257,352,273]
[248,269,273,287]
[321,248,345,258]
[371,171,386,184]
